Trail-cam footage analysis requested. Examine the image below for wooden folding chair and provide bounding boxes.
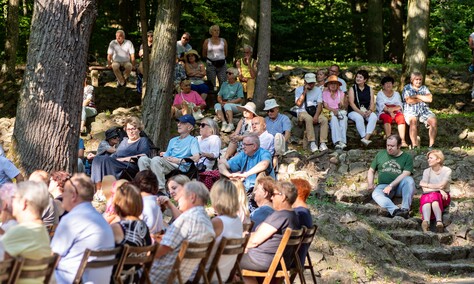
[0,258,23,284]
[72,246,123,284]
[113,243,158,284]
[16,253,60,284]
[241,228,305,284]
[297,225,318,284]
[207,234,250,284]
[166,238,215,284]
[242,221,254,234]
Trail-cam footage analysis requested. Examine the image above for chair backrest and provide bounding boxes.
[266,228,305,280]
[283,227,306,266]
[73,246,123,284]
[301,225,317,246]
[0,258,22,284]
[167,238,215,284]
[207,234,250,284]
[113,243,158,284]
[242,221,254,234]
[17,253,60,284]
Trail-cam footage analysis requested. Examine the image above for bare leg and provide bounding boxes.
[409,118,418,147]
[383,123,391,138]
[226,110,234,125]
[216,110,226,123]
[432,201,442,221]
[422,203,432,221]
[224,142,237,160]
[427,117,437,147]
[398,123,407,145]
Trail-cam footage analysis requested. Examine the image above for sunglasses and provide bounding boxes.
[199,123,209,128]
[226,72,233,75]
[266,109,276,113]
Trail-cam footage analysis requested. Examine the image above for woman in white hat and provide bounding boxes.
[322,75,348,150]
[224,102,257,159]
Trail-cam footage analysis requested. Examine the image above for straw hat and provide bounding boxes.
[324,75,342,87]
[185,49,200,61]
[237,102,257,116]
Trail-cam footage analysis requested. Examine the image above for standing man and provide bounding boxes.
[107,30,135,87]
[402,72,437,148]
[236,45,257,101]
[138,114,200,195]
[328,64,347,93]
[263,99,292,156]
[294,73,329,153]
[367,135,415,218]
[176,32,192,59]
[51,174,115,283]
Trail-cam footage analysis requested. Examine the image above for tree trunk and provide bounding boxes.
[233,0,259,60]
[1,0,20,80]
[367,0,383,62]
[401,0,430,86]
[350,0,366,61]
[389,0,404,63]
[139,0,149,98]
[253,0,271,110]
[12,0,97,175]
[118,0,133,32]
[142,0,181,150]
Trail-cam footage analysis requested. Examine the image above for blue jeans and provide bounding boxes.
[372,176,415,215]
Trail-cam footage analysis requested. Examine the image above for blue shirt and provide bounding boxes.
[250,205,274,232]
[164,135,200,159]
[0,157,20,185]
[51,202,115,284]
[265,114,292,137]
[228,148,275,191]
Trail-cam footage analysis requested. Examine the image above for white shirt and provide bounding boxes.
[294,86,323,113]
[375,90,403,117]
[259,131,275,155]
[197,135,221,170]
[107,39,135,63]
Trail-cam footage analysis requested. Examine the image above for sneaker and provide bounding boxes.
[339,142,347,150]
[469,64,474,73]
[393,208,409,219]
[335,142,342,150]
[310,142,318,153]
[421,220,429,232]
[224,123,235,133]
[319,143,328,152]
[361,138,372,146]
[221,122,228,132]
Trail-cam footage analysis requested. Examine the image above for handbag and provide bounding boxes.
[196,158,207,172]
[304,91,317,117]
[354,85,367,112]
[165,157,199,180]
[209,59,226,68]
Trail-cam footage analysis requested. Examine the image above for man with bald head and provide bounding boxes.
[251,116,274,155]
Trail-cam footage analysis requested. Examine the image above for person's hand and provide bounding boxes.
[166,157,179,164]
[440,190,448,200]
[157,196,171,207]
[87,153,96,160]
[382,185,392,195]
[312,116,319,124]
[159,152,165,157]
[230,172,246,180]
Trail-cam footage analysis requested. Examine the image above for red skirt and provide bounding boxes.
[419,191,451,220]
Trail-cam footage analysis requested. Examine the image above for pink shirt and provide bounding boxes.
[173,90,206,107]
[323,90,345,110]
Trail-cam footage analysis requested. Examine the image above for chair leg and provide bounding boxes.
[305,254,317,284]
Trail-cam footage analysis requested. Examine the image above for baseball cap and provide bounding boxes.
[304,73,317,83]
[176,114,196,126]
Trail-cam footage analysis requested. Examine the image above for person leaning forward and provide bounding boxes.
[367,134,416,218]
[107,30,135,87]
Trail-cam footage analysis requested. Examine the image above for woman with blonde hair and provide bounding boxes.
[419,150,452,233]
[231,179,250,224]
[208,179,243,283]
[157,175,191,220]
[202,25,228,90]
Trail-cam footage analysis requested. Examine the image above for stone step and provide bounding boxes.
[367,216,421,231]
[411,245,474,261]
[388,230,454,246]
[424,259,474,275]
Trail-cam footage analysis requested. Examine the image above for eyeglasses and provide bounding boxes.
[65,175,79,196]
[126,127,137,131]
[242,143,255,147]
[251,122,260,125]
[226,72,233,75]
[266,109,276,113]
[199,123,209,128]
[273,191,284,196]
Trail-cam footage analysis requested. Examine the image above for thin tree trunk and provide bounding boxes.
[401,0,430,86]
[142,0,181,150]
[233,0,259,60]
[389,0,404,63]
[119,0,133,32]
[12,0,97,175]
[253,0,271,110]
[139,0,149,98]
[1,0,20,80]
[367,0,383,62]
[350,0,366,61]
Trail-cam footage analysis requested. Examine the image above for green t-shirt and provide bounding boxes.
[370,150,413,185]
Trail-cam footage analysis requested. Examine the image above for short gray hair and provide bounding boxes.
[243,44,253,53]
[227,67,239,78]
[184,181,209,205]
[66,173,95,202]
[116,30,125,37]
[243,132,260,148]
[16,181,50,216]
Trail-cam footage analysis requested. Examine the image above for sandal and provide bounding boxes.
[401,142,409,148]
[421,220,429,233]
[436,221,444,233]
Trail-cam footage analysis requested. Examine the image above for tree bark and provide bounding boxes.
[118,0,133,33]
[253,0,271,110]
[233,0,259,60]
[13,0,97,175]
[401,0,430,86]
[139,0,149,98]
[350,0,367,61]
[142,0,181,151]
[1,0,20,80]
[389,0,404,63]
[367,0,383,62]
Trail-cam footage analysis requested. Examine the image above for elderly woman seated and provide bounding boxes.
[214,67,244,133]
[91,117,150,189]
[171,79,206,119]
[197,118,221,171]
[240,181,301,284]
[185,50,209,101]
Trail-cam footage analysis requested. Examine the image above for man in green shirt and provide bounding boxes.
[367,134,415,218]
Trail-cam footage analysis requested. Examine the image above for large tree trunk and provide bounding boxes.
[367,0,383,62]
[12,0,97,175]
[253,0,271,110]
[142,0,181,150]
[401,0,430,86]
[233,0,259,60]
[389,0,404,63]
[1,0,20,80]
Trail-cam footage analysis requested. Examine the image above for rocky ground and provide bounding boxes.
[1,64,474,283]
